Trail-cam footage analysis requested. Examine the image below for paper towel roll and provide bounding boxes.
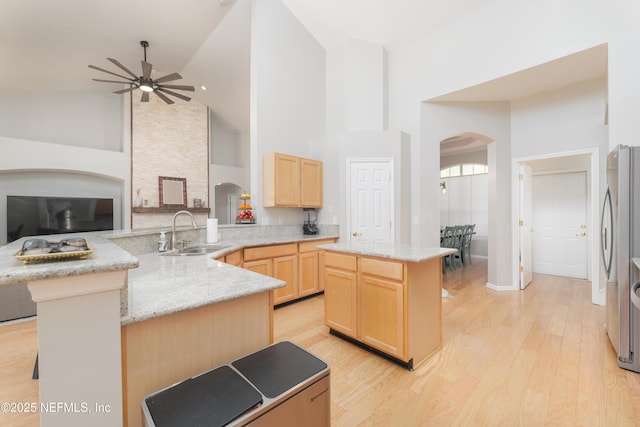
[206,218,219,243]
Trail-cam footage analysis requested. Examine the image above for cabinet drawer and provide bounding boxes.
[244,243,297,261]
[361,257,404,282]
[298,239,336,253]
[325,252,357,272]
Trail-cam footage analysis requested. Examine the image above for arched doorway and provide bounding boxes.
[214,183,241,225]
[440,132,492,266]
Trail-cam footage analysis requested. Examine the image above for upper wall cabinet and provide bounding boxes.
[263,153,323,208]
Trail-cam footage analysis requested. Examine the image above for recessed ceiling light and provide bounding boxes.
[201,85,207,91]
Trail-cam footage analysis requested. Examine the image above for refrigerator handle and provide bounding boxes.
[631,281,640,311]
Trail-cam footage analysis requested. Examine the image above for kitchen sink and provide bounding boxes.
[163,243,231,256]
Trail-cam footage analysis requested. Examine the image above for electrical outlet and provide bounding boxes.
[332,216,337,225]
[278,217,284,225]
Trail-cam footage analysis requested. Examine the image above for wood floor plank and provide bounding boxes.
[3,260,640,426]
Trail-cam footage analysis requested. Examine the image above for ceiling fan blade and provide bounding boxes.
[107,58,139,79]
[113,86,137,94]
[155,72,182,83]
[141,91,150,103]
[156,87,192,102]
[88,64,135,82]
[154,90,175,105]
[141,61,152,80]
[159,84,195,92]
[92,78,131,84]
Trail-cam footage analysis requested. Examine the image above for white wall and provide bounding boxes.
[210,112,240,167]
[0,92,132,236]
[314,130,410,243]
[326,39,387,133]
[387,0,639,289]
[0,93,123,151]
[250,0,326,226]
[421,101,511,286]
[511,78,608,158]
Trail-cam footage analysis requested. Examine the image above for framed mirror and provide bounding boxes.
[159,176,187,207]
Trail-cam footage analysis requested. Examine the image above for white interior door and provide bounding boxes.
[519,164,533,289]
[532,172,588,279]
[348,159,393,244]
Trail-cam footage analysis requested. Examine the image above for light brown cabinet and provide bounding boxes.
[323,252,358,338]
[298,238,336,297]
[241,239,337,306]
[272,254,298,304]
[360,275,404,359]
[323,251,442,369]
[300,158,323,207]
[244,243,299,306]
[221,249,243,266]
[263,153,323,208]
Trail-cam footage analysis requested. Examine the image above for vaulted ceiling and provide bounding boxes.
[1,0,607,133]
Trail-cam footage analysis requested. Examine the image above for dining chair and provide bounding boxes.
[440,226,458,272]
[452,225,465,269]
[461,224,475,266]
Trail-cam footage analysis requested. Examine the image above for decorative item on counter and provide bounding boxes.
[194,198,202,208]
[236,192,255,224]
[158,232,168,252]
[134,188,143,207]
[13,237,94,264]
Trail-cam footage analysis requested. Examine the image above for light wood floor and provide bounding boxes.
[3,259,640,426]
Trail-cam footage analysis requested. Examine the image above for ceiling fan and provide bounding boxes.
[89,41,195,105]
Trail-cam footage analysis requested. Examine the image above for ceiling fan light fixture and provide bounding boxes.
[139,81,154,92]
[89,40,195,104]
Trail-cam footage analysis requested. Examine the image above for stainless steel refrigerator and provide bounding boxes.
[601,144,640,372]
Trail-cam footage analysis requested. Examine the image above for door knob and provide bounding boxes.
[576,231,586,237]
[580,224,587,229]
[352,232,361,237]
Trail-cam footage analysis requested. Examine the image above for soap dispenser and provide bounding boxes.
[158,232,168,252]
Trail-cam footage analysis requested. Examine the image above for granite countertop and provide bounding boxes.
[1,232,338,325]
[0,234,139,285]
[317,242,456,262]
[633,258,640,270]
[122,253,284,325]
[122,234,337,324]
[183,234,339,259]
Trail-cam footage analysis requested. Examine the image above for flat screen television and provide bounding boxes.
[7,195,114,243]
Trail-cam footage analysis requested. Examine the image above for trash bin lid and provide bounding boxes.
[144,365,262,427]
[232,341,328,398]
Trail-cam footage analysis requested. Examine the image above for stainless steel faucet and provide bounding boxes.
[171,210,198,250]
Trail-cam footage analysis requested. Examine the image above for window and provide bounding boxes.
[440,163,488,178]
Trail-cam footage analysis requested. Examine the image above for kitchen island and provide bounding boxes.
[317,242,455,370]
[0,234,286,427]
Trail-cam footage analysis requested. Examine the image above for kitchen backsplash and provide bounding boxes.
[109,224,339,255]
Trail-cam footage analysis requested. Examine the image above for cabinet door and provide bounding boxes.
[298,251,319,297]
[243,259,273,277]
[224,250,243,266]
[300,158,322,207]
[360,275,405,359]
[273,254,298,305]
[324,268,357,338]
[263,153,299,207]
